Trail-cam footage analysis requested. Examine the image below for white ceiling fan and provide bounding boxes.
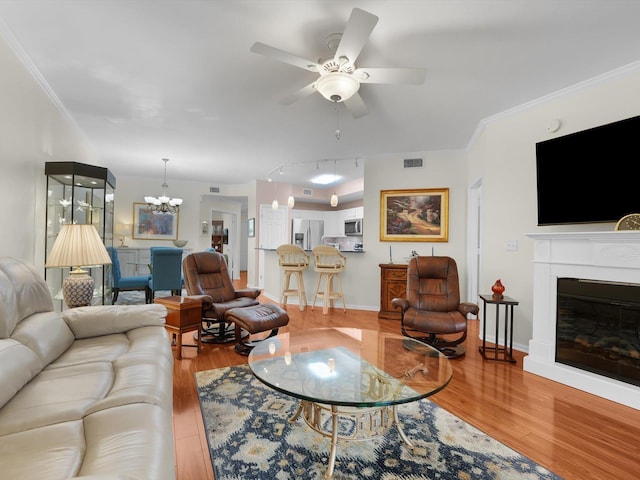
[250,8,426,118]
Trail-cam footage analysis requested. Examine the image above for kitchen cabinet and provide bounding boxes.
[292,207,364,237]
[324,212,342,236]
[379,263,408,320]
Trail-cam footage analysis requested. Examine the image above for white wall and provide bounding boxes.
[468,62,640,350]
[0,33,98,268]
[112,175,248,279]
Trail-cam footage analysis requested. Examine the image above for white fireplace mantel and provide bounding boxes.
[525,231,640,410]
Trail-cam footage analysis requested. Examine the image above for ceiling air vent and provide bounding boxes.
[209,186,220,193]
[404,158,423,168]
[302,188,313,196]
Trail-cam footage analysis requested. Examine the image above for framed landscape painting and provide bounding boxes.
[380,188,449,242]
[132,202,179,241]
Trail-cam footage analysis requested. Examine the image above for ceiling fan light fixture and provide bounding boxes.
[315,72,359,102]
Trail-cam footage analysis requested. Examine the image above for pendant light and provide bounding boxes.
[330,159,338,208]
[287,164,295,208]
[271,177,278,210]
[144,158,183,215]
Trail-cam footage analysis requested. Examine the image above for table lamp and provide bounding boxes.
[45,224,112,307]
[115,223,132,247]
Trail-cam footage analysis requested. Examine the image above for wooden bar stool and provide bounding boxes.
[311,245,347,315]
[277,244,310,311]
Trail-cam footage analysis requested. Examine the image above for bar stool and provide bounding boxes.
[311,245,347,315]
[277,244,310,311]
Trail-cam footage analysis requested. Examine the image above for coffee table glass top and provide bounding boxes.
[248,328,452,407]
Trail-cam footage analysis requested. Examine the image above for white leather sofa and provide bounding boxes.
[0,257,175,479]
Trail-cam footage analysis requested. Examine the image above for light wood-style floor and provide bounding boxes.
[171,273,640,480]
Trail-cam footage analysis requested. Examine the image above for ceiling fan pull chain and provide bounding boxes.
[335,105,341,140]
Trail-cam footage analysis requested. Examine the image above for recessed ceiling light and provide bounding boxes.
[311,173,341,185]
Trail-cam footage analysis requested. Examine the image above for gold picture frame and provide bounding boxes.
[132,202,179,241]
[380,188,449,242]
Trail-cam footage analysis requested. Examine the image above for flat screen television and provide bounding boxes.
[536,114,640,225]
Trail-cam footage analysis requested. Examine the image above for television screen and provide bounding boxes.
[536,115,640,225]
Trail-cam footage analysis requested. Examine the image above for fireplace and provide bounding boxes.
[525,232,640,410]
[556,278,640,387]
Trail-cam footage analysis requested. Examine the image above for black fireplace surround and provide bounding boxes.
[556,278,640,387]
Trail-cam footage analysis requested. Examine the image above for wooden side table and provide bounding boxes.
[378,263,408,320]
[479,294,519,363]
[154,296,202,360]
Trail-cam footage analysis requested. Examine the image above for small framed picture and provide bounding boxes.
[132,203,178,241]
[380,188,449,242]
[201,221,210,236]
[248,217,255,238]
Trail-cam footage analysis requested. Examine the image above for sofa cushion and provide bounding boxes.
[78,403,175,479]
[0,362,113,436]
[0,339,42,409]
[62,304,166,339]
[10,311,74,366]
[0,257,54,339]
[0,420,84,480]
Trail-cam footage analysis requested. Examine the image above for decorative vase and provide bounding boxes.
[491,279,505,298]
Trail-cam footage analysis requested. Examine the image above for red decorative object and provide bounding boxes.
[491,279,505,298]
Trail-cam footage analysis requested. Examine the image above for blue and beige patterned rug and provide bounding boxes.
[195,365,562,480]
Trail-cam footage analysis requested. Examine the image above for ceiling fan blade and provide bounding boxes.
[278,82,317,105]
[334,8,378,65]
[355,67,427,85]
[251,42,320,72]
[343,92,368,118]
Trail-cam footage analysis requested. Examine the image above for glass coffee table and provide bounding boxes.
[248,327,452,479]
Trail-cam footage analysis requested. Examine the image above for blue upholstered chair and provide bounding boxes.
[147,247,184,303]
[107,247,149,304]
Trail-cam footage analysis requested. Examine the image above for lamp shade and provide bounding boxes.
[46,224,112,268]
[46,224,112,308]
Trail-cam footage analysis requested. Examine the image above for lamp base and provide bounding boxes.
[63,269,95,308]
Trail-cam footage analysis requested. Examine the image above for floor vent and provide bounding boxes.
[404,158,423,168]
[209,186,220,193]
[302,188,313,196]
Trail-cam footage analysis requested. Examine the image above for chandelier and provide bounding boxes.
[144,158,183,214]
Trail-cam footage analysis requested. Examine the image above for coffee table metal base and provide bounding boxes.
[289,400,412,479]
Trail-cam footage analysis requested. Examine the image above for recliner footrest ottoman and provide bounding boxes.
[225,303,289,355]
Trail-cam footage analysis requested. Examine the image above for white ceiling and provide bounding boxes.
[2,1,640,192]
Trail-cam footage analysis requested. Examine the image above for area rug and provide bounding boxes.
[195,365,562,480]
[114,289,186,305]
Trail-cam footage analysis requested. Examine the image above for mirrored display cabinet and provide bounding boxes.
[45,162,116,309]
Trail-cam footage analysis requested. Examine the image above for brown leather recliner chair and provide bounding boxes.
[392,256,478,358]
[183,251,261,343]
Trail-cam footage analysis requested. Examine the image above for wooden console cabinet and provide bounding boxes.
[378,263,408,320]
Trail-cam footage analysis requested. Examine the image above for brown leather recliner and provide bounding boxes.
[392,256,479,358]
[183,251,261,343]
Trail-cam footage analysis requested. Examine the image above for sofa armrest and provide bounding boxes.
[62,304,167,339]
[184,294,213,310]
[234,288,261,300]
[459,302,479,317]
[391,297,409,312]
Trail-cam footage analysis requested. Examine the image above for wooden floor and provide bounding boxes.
[171,273,640,480]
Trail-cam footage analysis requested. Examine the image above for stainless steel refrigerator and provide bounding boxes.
[291,219,324,250]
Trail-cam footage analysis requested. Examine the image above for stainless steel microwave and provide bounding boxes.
[344,218,363,236]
